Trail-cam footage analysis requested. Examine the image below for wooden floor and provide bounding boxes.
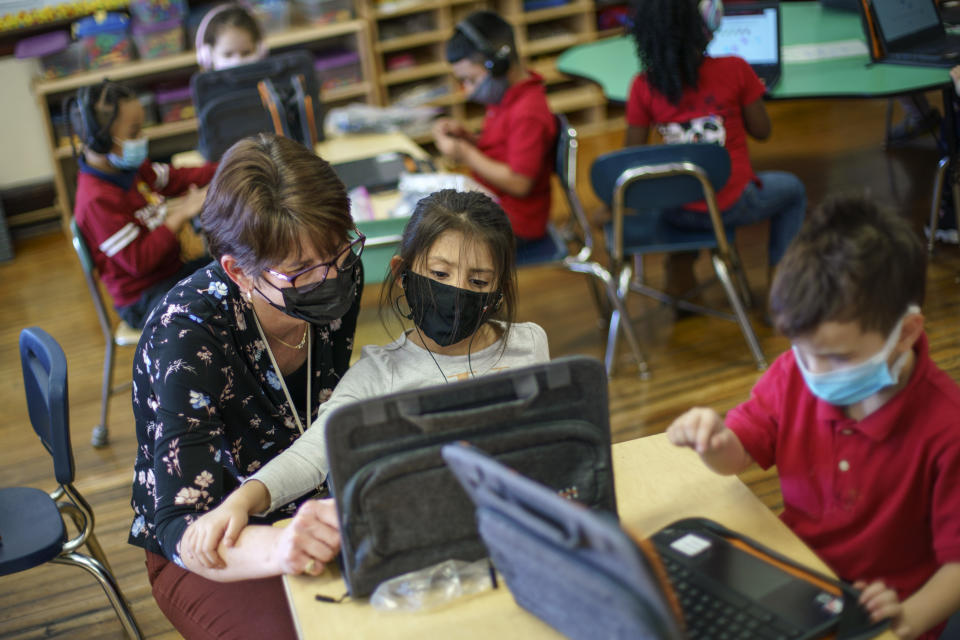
[2,97,960,639]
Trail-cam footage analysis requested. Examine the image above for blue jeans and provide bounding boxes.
[664,171,807,265]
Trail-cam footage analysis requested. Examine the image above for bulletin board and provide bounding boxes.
[0,0,129,33]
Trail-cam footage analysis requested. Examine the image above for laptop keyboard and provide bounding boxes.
[661,556,805,640]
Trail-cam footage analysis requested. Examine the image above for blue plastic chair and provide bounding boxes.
[590,143,767,372]
[0,327,143,639]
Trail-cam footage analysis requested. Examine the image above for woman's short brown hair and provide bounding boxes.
[201,134,352,276]
[770,194,926,338]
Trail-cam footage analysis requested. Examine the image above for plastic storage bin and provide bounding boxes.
[249,0,291,34]
[75,12,134,69]
[14,31,85,79]
[314,50,361,91]
[129,0,186,24]
[155,85,195,122]
[139,92,159,127]
[132,18,185,58]
[294,0,352,24]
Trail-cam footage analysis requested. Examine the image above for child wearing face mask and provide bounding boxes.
[431,11,557,247]
[195,3,267,71]
[69,80,217,329]
[666,196,960,640]
[179,189,549,564]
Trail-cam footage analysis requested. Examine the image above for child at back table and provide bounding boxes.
[179,189,550,563]
[667,196,960,640]
[195,3,267,71]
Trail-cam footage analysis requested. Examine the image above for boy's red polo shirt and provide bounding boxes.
[474,72,556,240]
[726,333,960,635]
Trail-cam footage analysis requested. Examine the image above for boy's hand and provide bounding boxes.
[274,499,341,576]
[164,184,209,232]
[666,407,733,454]
[432,117,468,140]
[856,580,915,639]
[182,498,250,569]
[951,65,960,97]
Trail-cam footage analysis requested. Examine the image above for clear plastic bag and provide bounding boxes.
[323,102,440,137]
[388,173,500,219]
[369,558,496,612]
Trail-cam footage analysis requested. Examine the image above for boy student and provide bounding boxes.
[70,80,216,329]
[667,196,960,640]
[432,11,557,245]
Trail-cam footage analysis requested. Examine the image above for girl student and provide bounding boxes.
[195,3,268,71]
[179,189,550,566]
[625,0,806,296]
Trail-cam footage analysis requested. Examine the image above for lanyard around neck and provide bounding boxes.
[252,310,311,435]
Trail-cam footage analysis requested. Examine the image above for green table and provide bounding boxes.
[556,2,951,102]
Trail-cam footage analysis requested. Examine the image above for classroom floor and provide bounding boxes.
[1,96,959,639]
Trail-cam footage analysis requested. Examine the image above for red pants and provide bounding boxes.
[146,550,298,640]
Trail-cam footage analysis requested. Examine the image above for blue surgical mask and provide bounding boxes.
[793,305,920,406]
[469,74,509,105]
[108,137,148,171]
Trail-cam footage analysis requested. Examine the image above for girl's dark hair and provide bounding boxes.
[629,0,710,104]
[381,189,518,345]
[201,134,352,276]
[203,5,262,47]
[770,195,927,338]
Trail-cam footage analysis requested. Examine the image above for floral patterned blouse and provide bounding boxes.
[128,261,362,563]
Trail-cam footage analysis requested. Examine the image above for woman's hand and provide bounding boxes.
[273,499,341,576]
[181,497,251,569]
[856,580,915,639]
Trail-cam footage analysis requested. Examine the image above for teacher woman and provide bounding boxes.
[128,134,364,639]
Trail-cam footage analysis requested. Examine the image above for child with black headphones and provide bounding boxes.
[68,80,217,329]
[431,11,557,247]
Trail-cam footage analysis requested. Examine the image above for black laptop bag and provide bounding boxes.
[324,356,617,597]
[190,50,323,161]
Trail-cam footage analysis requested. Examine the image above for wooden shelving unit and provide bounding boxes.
[28,0,620,230]
[34,16,379,228]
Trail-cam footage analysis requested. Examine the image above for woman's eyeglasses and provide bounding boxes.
[263,234,365,293]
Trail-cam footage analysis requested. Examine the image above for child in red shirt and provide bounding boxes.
[667,196,960,640]
[432,11,556,246]
[625,0,806,294]
[70,81,216,328]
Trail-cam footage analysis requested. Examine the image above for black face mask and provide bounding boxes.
[402,271,501,347]
[257,264,357,325]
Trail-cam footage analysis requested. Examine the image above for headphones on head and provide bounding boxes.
[72,79,120,154]
[195,3,268,70]
[454,17,512,77]
[698,0,724,33]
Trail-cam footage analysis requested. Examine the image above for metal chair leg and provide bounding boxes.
[93,339,115,448]
[929,156,950,256]
[53,553,144,640]
[713,254,767,370]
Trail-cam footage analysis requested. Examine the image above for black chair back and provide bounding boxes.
[20,327,74,486]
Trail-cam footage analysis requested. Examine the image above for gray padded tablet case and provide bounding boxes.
[324,355,616,597]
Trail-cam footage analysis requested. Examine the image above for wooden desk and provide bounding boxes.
[172,131,430,283]
[283,434,894,639]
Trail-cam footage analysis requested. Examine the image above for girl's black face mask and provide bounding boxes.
[258,264,357,325]
[402,271,501,347]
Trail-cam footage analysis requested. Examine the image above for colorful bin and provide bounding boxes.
[314,50,361,91]
[128,0,186,24]
[155,85,195,122]
[132,17,185,58]
[294,0,352,24]
[74,12,134,69]
[14,31,85,79]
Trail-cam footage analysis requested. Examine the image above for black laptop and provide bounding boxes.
[868,0,960,67]
[443,442,889,640]
[706,1,783,90]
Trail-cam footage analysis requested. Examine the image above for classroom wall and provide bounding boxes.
[0,56,54,189]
